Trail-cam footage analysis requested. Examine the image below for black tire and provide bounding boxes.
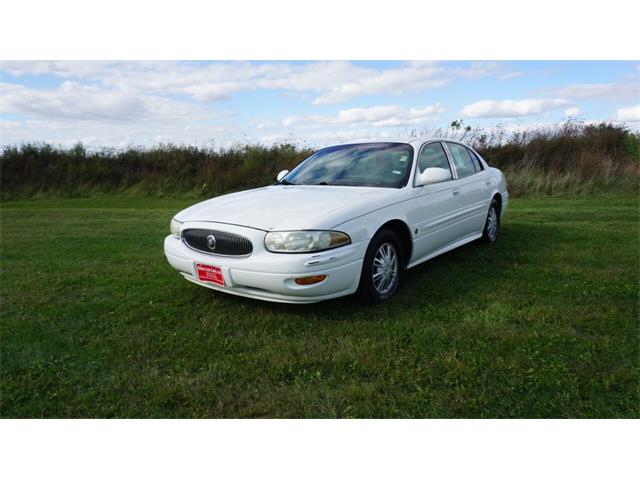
[481,198,500,243]
[356,228,404,304]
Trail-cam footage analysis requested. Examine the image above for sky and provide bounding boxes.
[0,61,638,148]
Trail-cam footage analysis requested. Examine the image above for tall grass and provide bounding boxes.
[1,121,638,199]
[1,143,311,199]
[476,122,640,196]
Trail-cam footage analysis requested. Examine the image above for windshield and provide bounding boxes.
[282,142,414,188]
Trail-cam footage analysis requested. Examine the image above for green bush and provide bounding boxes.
[471,122,639,196]
[1,143,311,199]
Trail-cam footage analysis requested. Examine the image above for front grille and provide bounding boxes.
[182,229,253,256]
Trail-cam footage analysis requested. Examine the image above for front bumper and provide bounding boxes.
[163,222,365,304]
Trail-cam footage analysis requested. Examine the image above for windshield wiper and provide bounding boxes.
[278,179,297,185]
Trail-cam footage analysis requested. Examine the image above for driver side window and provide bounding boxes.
[418,142,452,179]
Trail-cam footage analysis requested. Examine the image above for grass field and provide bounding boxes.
[1,195,638,418]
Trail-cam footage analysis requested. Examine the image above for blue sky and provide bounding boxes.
[0,61,638,148]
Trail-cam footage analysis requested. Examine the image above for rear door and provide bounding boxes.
[444,142,491,236]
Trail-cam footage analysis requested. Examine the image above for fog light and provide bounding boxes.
[294,275,327,285]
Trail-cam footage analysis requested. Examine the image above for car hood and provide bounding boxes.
[175,185,398,231]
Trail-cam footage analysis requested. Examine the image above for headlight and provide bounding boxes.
[170,218,182,238]
[264,230,350,253]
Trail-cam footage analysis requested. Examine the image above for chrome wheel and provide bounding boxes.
[372,242,399,295]
[487,206,498,241]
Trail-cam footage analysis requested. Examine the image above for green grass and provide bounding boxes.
[1,195,638,418]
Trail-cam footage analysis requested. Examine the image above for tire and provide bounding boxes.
[356,228,404,304]
[481,198,500,243]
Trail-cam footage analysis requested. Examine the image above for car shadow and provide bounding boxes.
[195,221,557,320]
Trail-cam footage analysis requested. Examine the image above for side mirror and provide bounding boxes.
[416,167,451,186]
[276,170,290,182]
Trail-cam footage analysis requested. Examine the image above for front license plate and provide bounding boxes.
[196,263,225,286]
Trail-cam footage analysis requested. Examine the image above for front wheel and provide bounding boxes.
[481,199,500,243]
[356,229,404,303]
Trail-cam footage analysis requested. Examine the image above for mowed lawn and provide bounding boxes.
[1,195,638,418]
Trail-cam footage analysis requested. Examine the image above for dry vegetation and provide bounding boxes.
[1,121,638,199]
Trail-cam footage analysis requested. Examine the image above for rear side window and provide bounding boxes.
[446,143,476,178]
[418,142,452,179]
[467,148,484,172]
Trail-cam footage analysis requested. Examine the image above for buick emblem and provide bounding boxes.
[206,234,217,250]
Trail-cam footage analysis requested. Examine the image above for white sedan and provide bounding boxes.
[164,139,508,303]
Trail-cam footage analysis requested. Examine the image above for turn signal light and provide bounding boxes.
[294,275,327,285]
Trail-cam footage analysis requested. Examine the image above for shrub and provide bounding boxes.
[1,121,638,199]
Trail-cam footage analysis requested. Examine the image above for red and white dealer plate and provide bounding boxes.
[195,263,225,286]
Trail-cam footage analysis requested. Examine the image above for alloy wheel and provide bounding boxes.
[372,242,399,295]
[487,206,498,241]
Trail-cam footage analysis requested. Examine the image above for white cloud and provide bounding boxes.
[544,81,639,101]
[0,81,206,123]
[0,60,519,105]
[0,116,235,148]
[461,98,569,118]
[564,107,581,117]
[0,66,450,146]
[0,61,119,78]
[453,61,520,80]
[615,104,640,123]
[283,104,444,128]
[0,80,229,147]
[0,60,527,147]
[311,62,449,105]
[498,71,526,81]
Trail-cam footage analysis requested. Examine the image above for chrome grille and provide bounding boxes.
[182,229,253,256]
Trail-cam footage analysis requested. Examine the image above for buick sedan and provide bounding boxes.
[164,139,509,303]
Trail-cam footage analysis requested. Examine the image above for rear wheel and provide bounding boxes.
[357,229,404,303]
[482,198,500,243]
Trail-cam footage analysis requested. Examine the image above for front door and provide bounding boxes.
[407,141,465,262]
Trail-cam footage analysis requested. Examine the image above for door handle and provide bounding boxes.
[485,179,493,186]
[452,188,460,196]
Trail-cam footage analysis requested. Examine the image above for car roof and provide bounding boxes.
[406,137,471,147]
[318,138,471,149]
